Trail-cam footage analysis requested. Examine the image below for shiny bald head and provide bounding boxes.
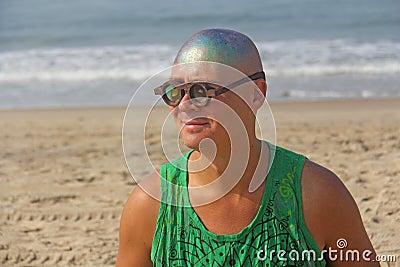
[174,29,263,76]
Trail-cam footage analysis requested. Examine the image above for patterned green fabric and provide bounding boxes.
[151,142,326,266]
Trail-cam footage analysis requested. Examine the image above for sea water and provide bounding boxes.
[0,0,399,109]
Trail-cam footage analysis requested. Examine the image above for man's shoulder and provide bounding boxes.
[124,172,161,216]
[120,172,161,243]
[300,159,362,248]
[117,172,160,266]
[301,159,350,203]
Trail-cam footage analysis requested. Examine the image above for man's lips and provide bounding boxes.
[185,121,208,125]
[181,118,210,128]
[182,118,208,124]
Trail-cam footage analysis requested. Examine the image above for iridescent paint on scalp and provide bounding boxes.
[174,29,263,76]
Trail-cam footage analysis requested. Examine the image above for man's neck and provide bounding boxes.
[188,137,267,198]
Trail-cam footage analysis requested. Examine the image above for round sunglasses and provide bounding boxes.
[154,71,265,107]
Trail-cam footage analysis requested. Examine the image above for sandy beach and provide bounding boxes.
[0,98,399,266]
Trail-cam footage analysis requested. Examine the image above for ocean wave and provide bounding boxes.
[0,39,400,83]
[279,89,399,99]
[267,62,400,76]
[0,69,164,83]
[258,39,400,75]
[0,45,175,82]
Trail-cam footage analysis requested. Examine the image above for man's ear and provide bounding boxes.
[252,79,267,111]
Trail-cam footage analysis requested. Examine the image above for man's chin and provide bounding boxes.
[181,136,205,151]
[182,140,200,151]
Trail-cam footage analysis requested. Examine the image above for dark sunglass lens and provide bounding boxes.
[190,84,209,106]
[190,84,206,98]
[164,84,182,105]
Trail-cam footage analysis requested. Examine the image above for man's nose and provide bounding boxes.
[178,91,199,111]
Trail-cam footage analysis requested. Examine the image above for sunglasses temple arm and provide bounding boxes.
[214,76,253,96]
[225,77,249,90]
[223,71,265,91]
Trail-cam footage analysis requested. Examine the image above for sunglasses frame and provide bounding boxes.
[154,71,265,107]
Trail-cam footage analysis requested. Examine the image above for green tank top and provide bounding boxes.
[151,143,326,266]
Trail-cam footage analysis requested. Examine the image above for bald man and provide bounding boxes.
[116,29,378,266]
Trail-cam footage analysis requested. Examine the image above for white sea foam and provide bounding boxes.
[257,39,400,76]
[0,45,175,82]
[0,39,399,108]
[1,39,399,84]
